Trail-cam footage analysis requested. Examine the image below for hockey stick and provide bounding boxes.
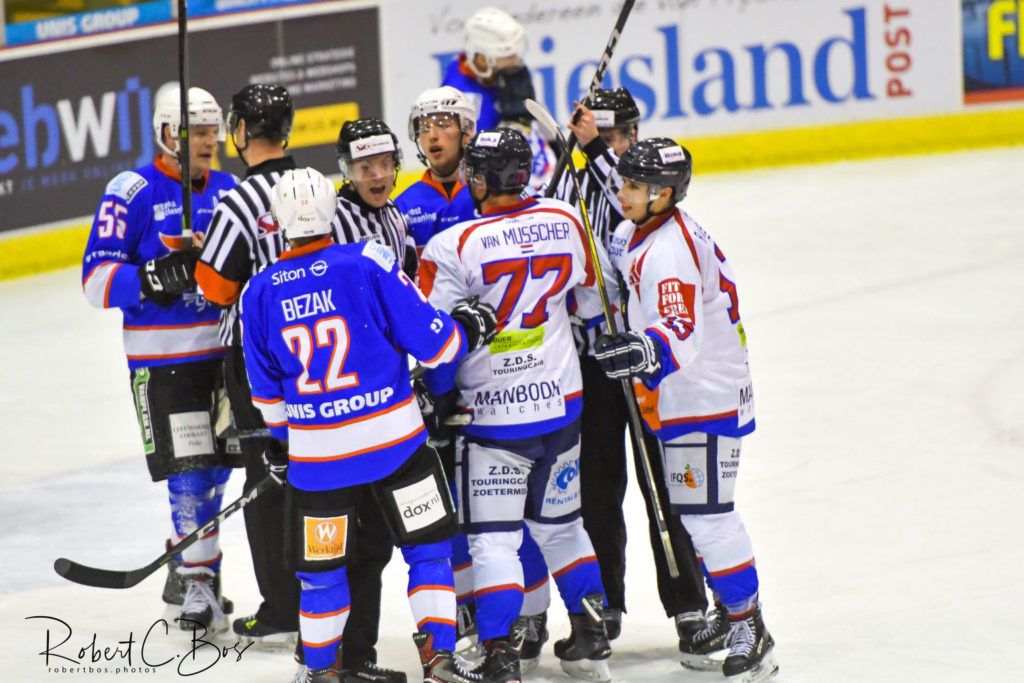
[54,475,280,589]
[177,0,193,242]
[543,0,636,200]
[527,98,680,578]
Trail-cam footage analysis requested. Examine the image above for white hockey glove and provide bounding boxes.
[450,296,498,353]
[595,331,663,381]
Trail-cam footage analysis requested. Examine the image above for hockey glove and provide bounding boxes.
[262,439,289,486]
[450,296,498,353]
[595,331,663,381]
[139,250,199,306]
[495,66,537,127]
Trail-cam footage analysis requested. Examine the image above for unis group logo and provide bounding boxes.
[962,0,1024,103]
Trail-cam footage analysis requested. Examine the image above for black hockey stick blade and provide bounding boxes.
[54,474,279,589]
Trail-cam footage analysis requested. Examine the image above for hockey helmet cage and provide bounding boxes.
[152,86,225,157]
[616,137,692,203]
[272,168,337,241]
[464,7,526,79]
[588,87,641,130]
[227,84,294,143]
[408,86,478,141]
[462,127,532,194]
[336,117,403,179]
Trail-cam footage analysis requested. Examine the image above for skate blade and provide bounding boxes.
[559,658,611,682]
[238,631,299,650]
[725,652,779,683]
[679,649,726,672]
[520,654,541,674]
[455,635,484,663]
[177,614,230,636]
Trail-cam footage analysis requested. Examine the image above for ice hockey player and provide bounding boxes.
[596,138,779,681]
[442,6,553,188]
[557,88,712,648]
[239,168,497,683]
[81,86,237,632]
[418,128,612,683]
[395,86,478,250]
[333,117,417,277]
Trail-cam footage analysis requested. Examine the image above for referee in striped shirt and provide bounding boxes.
[556,88,710,644]
[197,88,407,682]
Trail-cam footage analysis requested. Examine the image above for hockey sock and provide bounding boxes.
[682,512,759,618]
[527,518,604,615]
[298,566,350,670]
[167,468,227,574]
[520,525,551,616]
[469,531,525,641]
[402,541,457,652]
[452,533,475,606]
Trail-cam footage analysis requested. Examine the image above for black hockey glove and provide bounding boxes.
[139,250,198,306]
[450,296,498,353]
[495,66,537,127]
[262,439,289,486]
[595,331,663,381]
[414,377,464,449]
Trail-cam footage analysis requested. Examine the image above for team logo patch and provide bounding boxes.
[392,475,446,533]
[257,211,279,238]
[657,278,695,321]
[683,464,705,489]
[303,515,349,562]
[310,260,328,276]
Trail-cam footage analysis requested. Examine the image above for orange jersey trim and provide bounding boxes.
[123,320,219,331]
[288,424,426,464]
[126,346,224,361]
[195,261,242,306]
[279,236,333,261]
[288,394,417,431]
[408,584,457,597]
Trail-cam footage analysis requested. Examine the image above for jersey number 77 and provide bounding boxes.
[482,254,572,328]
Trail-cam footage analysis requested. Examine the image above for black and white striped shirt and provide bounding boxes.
[331,185,418,279]
[198,156,296,346]
[553,138,627,356]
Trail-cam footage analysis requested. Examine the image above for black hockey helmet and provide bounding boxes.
[616,137,692,203]
[336,117,402,168]
[462,127,532,194]
[227,84,294,143]
[587,87,641,129]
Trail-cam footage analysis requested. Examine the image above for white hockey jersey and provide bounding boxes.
[419,197,596,441]
[608,207,755,441]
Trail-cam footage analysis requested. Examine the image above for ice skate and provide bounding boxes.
[455,603,484,662]
[473,639,521,683]
[722,608,778,682]
[553,594,612,682]
[513,611,547,673]
[233,613,298,649]
[677,604,729,671]
[343,658,408,683]
[177,573,229,635]
[414,630,481,682]
[603,608,622,641]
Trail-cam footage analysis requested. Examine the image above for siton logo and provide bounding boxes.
[314,521,338,544]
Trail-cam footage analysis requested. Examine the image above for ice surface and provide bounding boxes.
[1,148,1022,682]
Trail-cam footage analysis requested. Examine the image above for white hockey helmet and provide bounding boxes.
[152,86,226,157]
[464,7,525,80]
[408,86,477,141]
[272,168,338,241]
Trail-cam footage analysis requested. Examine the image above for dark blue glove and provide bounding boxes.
[594,331,663,381]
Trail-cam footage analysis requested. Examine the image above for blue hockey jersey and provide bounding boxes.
[395,171,477,249]
[81,158,238,370]
[240,237,468,492]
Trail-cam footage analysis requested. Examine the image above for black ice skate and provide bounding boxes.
[163,545,232,619]
[177,573,229,634]
[414,630,481,683]
[512,611,547,673]
[343,658,408,683]
[677,604,729,671]
[552,594,612,682]
[455,603,484,662]
[292,643,343,683]
[603,608,622,641]
[722,607,778,682]
[233,613,298,648]
[473,639,521,683]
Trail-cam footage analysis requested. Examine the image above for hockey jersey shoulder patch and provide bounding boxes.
[104,171,148,203]
[361,239,397,272]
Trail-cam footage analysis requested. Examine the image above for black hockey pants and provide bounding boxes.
[579,354,709,618]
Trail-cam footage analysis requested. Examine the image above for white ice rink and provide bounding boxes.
[1,147,1022,682]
